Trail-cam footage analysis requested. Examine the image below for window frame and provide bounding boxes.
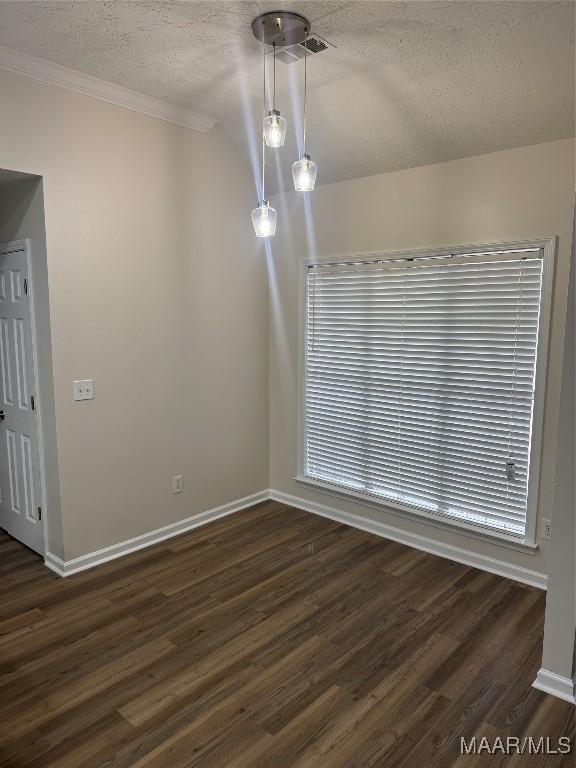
[297,238,557,549]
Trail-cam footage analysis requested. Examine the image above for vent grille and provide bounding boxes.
[303,37,328,54]
[275,35,331,65]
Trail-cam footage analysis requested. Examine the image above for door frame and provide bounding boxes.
[0,238,49,554]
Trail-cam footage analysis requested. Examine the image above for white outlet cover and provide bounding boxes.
[73,380,94,401]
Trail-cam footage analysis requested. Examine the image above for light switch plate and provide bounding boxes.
[73,380,94,401]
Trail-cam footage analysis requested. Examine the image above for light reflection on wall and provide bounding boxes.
[239,44,320,403]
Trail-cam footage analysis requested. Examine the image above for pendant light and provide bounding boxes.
[252,40,277,237]
[250,11,311,237]
[292,32,317,191]
[263,43,287,148]
[251,200,277,237]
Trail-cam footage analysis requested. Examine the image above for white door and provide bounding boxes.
[0,241,44,555]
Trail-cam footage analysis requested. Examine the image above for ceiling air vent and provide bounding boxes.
[303,37,328,54]
[275,35,331,65]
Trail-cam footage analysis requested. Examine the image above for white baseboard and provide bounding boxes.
[269,489,547,590]
[44,487,547,589]
[44,490,270,577]
[533,669,576,705]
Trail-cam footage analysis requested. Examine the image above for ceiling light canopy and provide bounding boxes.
[250,10,315,239]
[251,11,310,47]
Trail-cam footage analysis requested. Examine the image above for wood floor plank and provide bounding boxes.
[0,503,573,767]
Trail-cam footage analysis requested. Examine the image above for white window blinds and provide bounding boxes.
[304,248,544,537]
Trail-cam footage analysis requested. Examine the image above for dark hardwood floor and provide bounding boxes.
[0,500,574,767]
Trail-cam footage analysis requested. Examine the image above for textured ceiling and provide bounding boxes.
[0,1,573,191]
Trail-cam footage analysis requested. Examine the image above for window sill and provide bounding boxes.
[295,475,539,555]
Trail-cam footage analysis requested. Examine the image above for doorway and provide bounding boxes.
[0,171,61,563]
[0,240,44,554]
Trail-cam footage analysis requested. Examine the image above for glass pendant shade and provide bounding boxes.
[292,154,317,191]
[251,200,277,238]
[264,110,287,148]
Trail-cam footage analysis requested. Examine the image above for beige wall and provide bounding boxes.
[0,69,268,560]
[269,139,575,580]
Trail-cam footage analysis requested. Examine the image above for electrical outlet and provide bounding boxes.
[73,380,94,401]
[172,475,183,494]
[541,518,552,541]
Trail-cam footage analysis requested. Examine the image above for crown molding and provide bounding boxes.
[0,45,216,133]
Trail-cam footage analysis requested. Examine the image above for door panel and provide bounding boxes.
[0,243,44,554]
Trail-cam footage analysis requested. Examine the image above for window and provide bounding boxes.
[303,244,549,540]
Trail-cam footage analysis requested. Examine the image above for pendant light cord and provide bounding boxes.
[303,31,307,155]
[262,40,266,202]
[273,42,276,111]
